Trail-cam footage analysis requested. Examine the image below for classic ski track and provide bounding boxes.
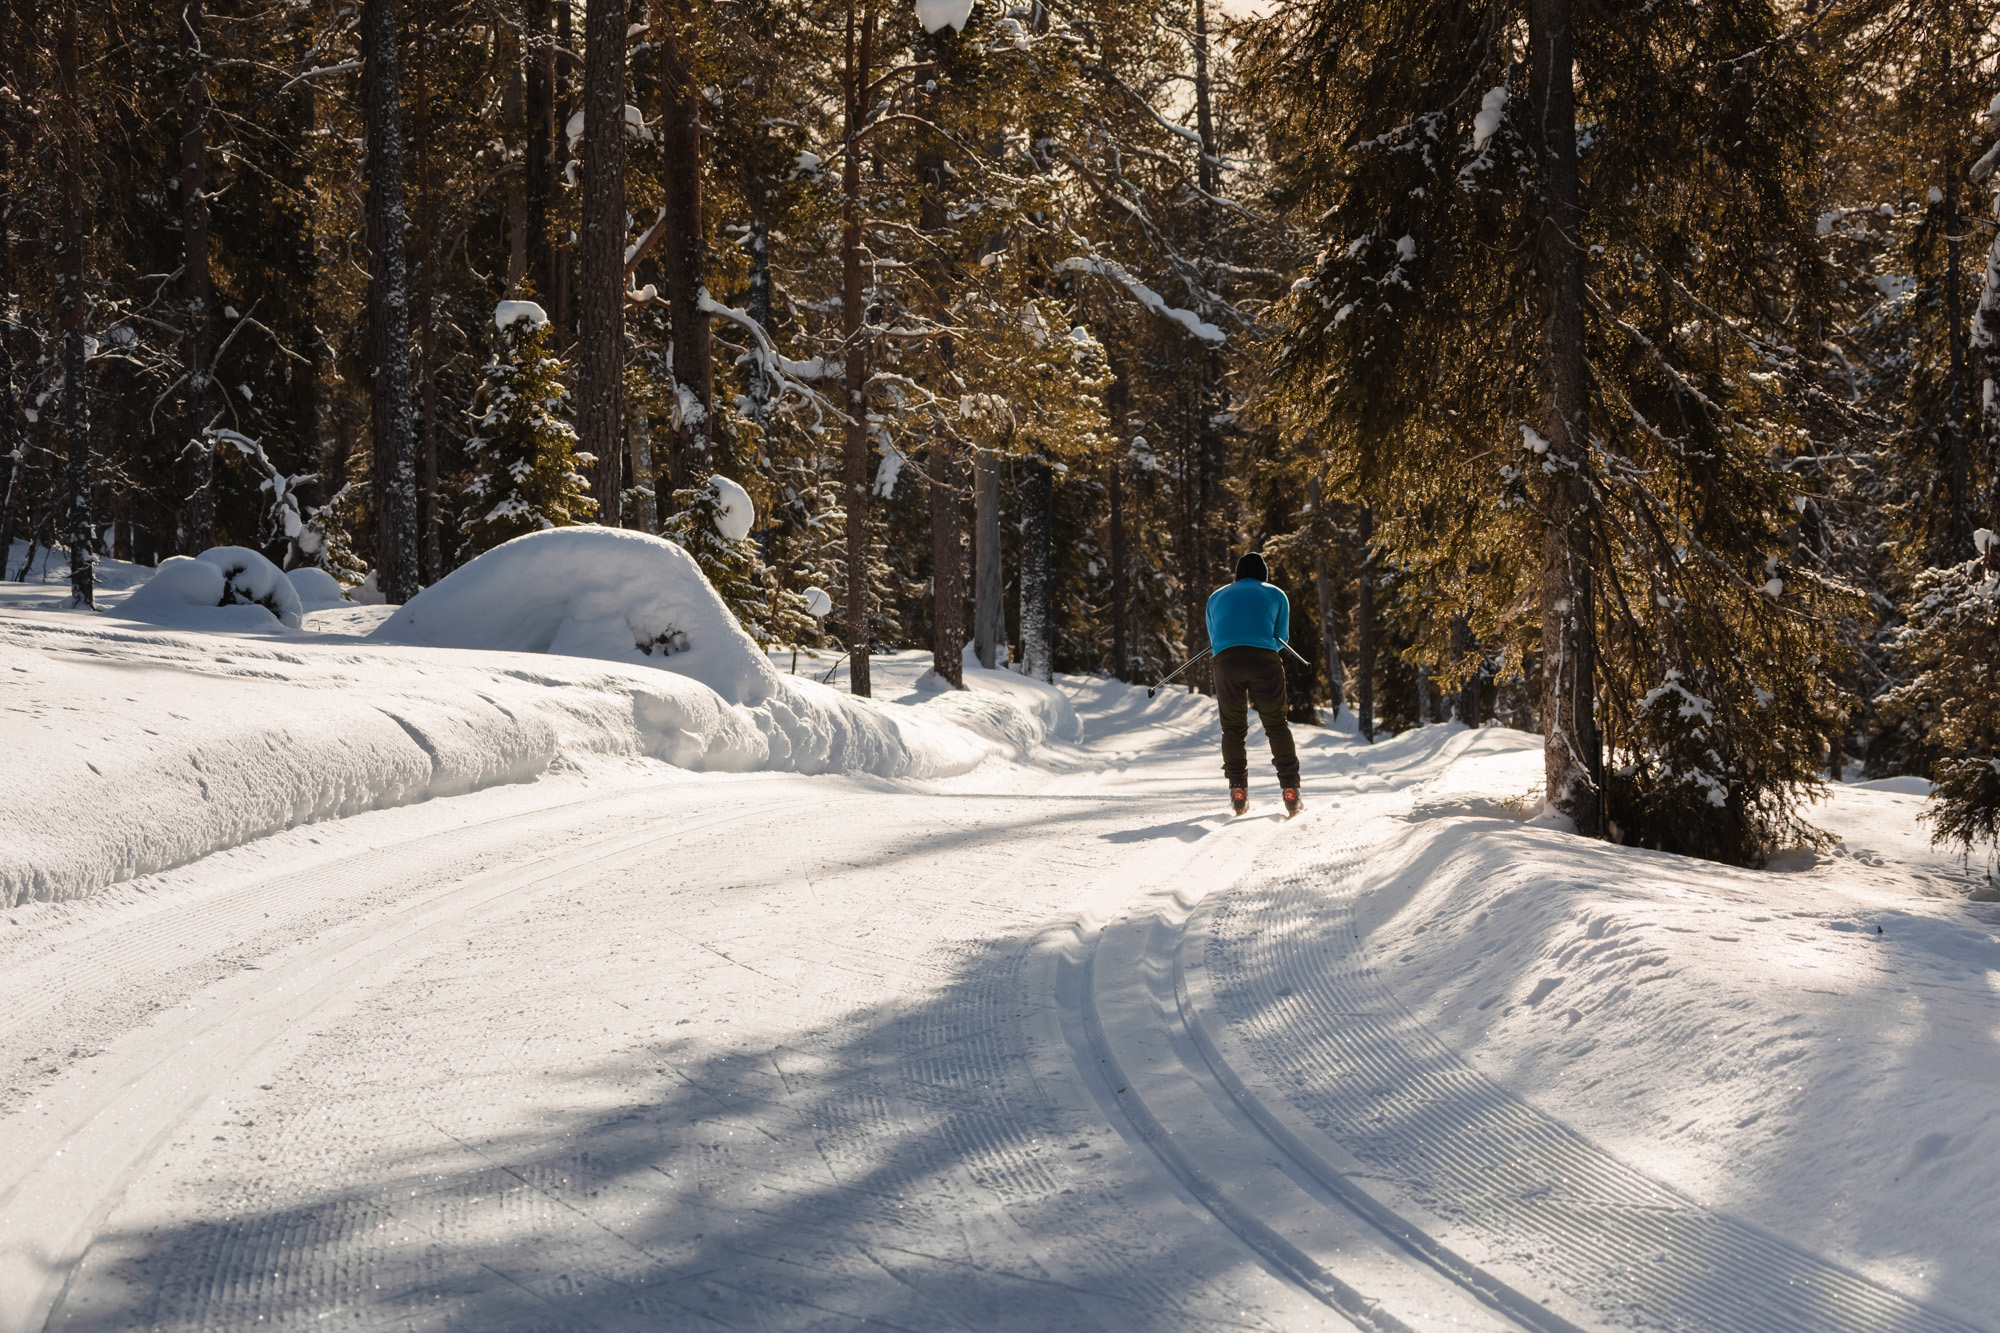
[1069,807,1545,1333]
[1179,831,1992,1333]
[1,787,841,1333]
[17,774,1361,1333]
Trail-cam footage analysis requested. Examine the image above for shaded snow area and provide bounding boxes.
[1,549,1995,1333]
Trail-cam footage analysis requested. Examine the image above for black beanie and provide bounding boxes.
[1235,552,1269,582]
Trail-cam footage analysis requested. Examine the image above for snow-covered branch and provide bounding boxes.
[1056,256,1225,344]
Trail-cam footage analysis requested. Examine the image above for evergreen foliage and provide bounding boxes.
[458,308,594,559]
[3,0,1994,872]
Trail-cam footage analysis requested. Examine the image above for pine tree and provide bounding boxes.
[458,303,595,559]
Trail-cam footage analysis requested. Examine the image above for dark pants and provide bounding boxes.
[1213,647,1300,788]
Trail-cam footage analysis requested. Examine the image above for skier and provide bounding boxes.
[1206,552,1303,817]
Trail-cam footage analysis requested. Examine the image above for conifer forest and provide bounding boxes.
[2,0,1998,870]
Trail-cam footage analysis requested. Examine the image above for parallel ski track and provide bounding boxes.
[1183,839,1990,1333]
[5,787,847,1333]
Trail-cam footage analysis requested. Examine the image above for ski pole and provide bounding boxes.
[1280,640,1311,667]
[1147,647,1212,697]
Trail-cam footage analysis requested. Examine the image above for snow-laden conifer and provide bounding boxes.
[458,302,595,560]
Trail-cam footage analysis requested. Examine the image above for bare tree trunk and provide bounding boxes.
[1106,363,1129,679]
[1356,504,1375,741]
[502,30,528,292]
[745,214,772,434]
[627,414,657,533]
[413,5,441,580]
[1309,476,1342,717]
[179,0,215,552]
[1109,447,1128,679]
[1937,163,1974,566]
[523,0,554,303]
[659,0,710,500]
[1529,0,1602,834]
[58,0,91,607]
[839,0,877,697]
[1020,460,1052,683]
[973,449,1000,668]
[0,98,19,565]
[928,439,963,685]
[1971,148,2000,524]
[361,0,419,602]
[577,0,627,522]
[551,0,574,336]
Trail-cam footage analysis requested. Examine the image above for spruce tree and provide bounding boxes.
[1250,0,1854,861]
[458,303,595,559]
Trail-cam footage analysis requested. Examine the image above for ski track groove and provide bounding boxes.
[1189,839,1989,1333]
[27,782,1322,1332]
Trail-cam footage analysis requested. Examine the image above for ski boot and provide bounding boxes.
[1230,786,1249,816]
[1283,786,1304,819]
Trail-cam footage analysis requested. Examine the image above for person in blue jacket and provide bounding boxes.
[1205,552,1302,816]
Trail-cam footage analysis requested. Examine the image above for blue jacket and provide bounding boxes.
[1206,578,1290,654]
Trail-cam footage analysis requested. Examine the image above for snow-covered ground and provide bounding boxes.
[2,540,1995,1332]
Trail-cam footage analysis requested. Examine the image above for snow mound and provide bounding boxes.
[121,547,305,631]
[371,526,780,705]
[1851,775,1932,795]
[916,0,975,32]
[286,566,349,608]
[494,299,548,331]
[710,474,755,542]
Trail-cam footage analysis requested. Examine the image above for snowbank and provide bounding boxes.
[1267,732,2000,1317]
[0,531,1078,906]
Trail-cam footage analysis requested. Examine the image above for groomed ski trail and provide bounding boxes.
[2,686,1981,1332]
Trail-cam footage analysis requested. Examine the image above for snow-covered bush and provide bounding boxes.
[287,566,349,609]
[459,301,596,560]
[1604,664,1835,866]
[122,546,305,631]
[664,473,816,648]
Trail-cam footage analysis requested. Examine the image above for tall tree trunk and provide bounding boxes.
[179,0,215,552]
[413,5,442,580]
[1109,446,1128,680]
[0,100,18,566]
[578,0,626,521]
[361,0,419,602]
[1187,2,1222,696]
[627,414,657,532]
[929,439,963,685]
[1529,0,1602,833]
[1191,0,1218,199]
[1356,504,1375,741]
[1309,476,1342,717]
[973,449,1000,668]
[58,0,90,607]
[1107,363,1129,679]
[839,0,877,697]
[523,0,555,303]
[1020,460,1052,682]
[1938,164,1974,566]
[502,31,528,292]
[1971,144,2000,524]
[659,0,710,500]
[745,213,772,435]
[915,42,961,687]
[552,0,574,336]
